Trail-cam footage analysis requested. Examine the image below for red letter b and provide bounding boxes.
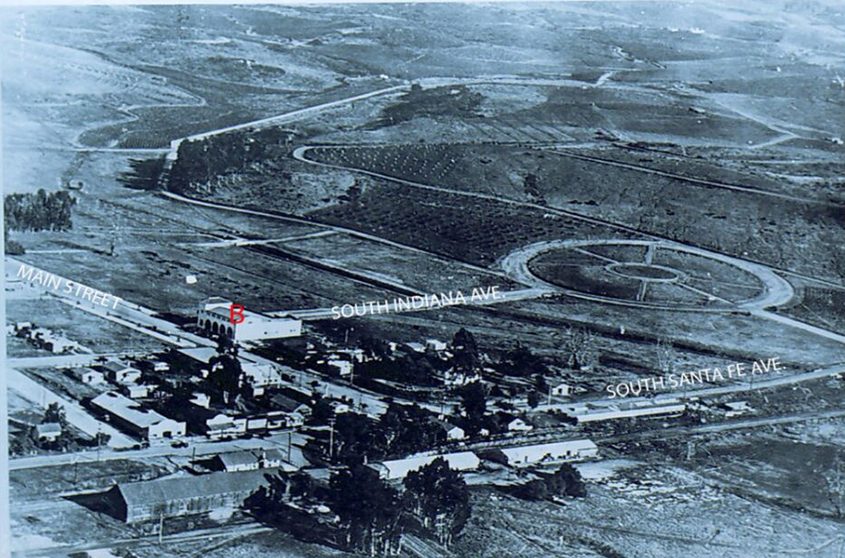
[230,304,245,325]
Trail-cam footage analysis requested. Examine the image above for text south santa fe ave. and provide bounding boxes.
[16,262,122,309]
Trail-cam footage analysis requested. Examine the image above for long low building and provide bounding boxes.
[562,400,686,423]
[105,468,281,523]
[369,451,480,480]
[90,391,185,441]
[483,439,598,468]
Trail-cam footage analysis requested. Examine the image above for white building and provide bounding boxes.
[120,383,155,399]
[561,400,686,423]
[370,451,480,480]
[724,400,754,418]
[215,449,289,473]
[197,297,301,342]
[71,367,105,385]
[91,392,185,441]
[241,361,284,396]
[435,420,466,441]
[102,360,142,385]
[327,359,353,377]
[205,413,247,439]
[550,382,572,397]
[36,422,62,442]
[506,417,533,432]
[489,440,598,468]
[425,339,448,352]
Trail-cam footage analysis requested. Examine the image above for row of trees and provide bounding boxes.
[5,189,76,232]
[249,458,471,555]
[309,401,451,465]
[514,463,587,501]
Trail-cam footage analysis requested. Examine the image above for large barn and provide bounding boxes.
[104,469,280,523]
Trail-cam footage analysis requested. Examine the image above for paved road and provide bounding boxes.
[10,429,307,471]
[534,362,845,413]
[752,309,845,346]
[7,353,145,369]
[271,287,553,321]
[499,238,795,312]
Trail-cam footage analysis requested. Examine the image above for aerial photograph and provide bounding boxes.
[1,0,844,556]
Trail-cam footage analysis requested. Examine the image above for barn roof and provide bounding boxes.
[498,439,597,463]
[116,469,280,509]
[372,451,480,479]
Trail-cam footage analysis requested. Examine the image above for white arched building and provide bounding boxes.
[197,297,301,342]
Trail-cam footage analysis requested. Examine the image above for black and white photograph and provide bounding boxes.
[1,1,844,556]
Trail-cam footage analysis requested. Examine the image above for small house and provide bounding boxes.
[36,422,62,442]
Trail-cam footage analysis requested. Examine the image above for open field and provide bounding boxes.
[6,298,164,355]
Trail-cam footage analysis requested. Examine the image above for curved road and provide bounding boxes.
[499,238,795,312]
[291,145,845,347]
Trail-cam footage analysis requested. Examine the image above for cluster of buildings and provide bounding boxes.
[10,321,82,354]
[104,438,598,524]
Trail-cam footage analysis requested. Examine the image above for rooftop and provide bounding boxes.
[116,468,280,508]
[91,391,170,429]
[498,439,597,462]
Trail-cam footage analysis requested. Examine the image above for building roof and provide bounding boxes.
[177,347,223,364]
[91,392,170,429]
[217,449,289,470]
[270,393,309,413]
[433,419,463,432]
[374,451,480,479]
[498,440,597,463]
[102,360,137,374]
[218,450,260,469]
[72,367,102,378]
[116,468,280,510]
[36,422,62,436]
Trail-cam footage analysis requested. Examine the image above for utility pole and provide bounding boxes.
[328,417,336,462]
[287,430,292,462]
[159,511,164,544]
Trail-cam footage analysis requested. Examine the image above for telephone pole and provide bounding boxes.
[328,417,336,461]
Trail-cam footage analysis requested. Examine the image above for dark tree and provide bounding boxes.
[5,189,76,232]
[499,342,548,377]
[403,457,471,547]
[459,382,488,436]
[548,463,587,498]
[332,412,386,464]
[329,464,404,555]
[360,336,391,359]
[43,402,67,427]
[378,402,443,457]
[310,394,335,425]
[516,479,550,500]
[207,351,244,405]
[450,328,480,373]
